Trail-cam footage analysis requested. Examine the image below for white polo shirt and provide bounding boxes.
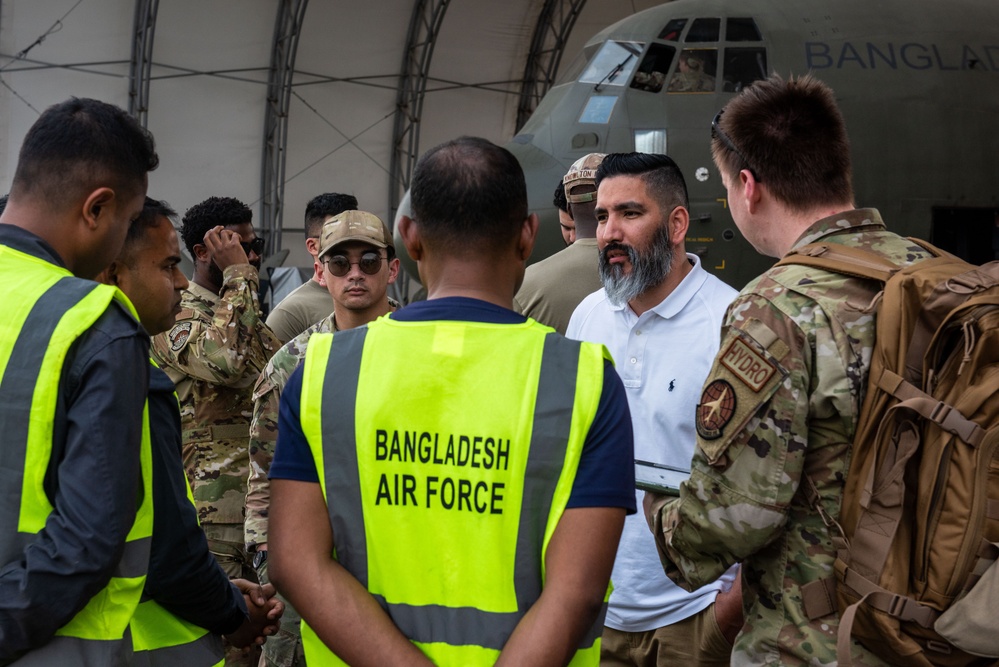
[567,253,737,632]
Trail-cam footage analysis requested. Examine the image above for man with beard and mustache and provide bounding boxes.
[152,195,280,667]
[567,152,739,666]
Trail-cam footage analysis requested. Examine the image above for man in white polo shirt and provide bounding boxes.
[567,152,739,666]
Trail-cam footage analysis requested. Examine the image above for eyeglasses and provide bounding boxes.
[323,251,386,277]
[240,238,266,256]
[711,109,761,183]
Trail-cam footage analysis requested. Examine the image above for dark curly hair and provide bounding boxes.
[181,196,252,256]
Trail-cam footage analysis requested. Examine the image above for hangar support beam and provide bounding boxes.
[516,0,587,131]
[388,0,452,220]
[260,0,309,254]
[127,0,159,127]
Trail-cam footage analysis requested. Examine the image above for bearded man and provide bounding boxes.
[567,152,740,666]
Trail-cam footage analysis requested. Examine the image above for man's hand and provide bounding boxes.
[204,225,250,272]
[224,579,284,648]
[713,569,743,645]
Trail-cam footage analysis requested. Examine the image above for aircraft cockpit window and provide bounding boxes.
[726,18,762,41]
[667,48,717,93]
[685,18,720,42]
[722,47,768,92]
[579,41,644,89]
[630,44,676,93]
[658,19,687,41]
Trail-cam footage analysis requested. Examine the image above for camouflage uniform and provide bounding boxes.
[151,263,279,667]
[246,299,397,667]
[243,313,336,667]
[650,210,931,666]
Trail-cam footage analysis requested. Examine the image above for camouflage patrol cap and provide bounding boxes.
[317,210,394,259]
[563,153,606,204]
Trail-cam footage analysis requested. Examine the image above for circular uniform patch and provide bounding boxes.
[696,379,736,440]
[169,321,192,351]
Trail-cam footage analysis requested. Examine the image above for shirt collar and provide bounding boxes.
[185,280,220,306]
[791,208,886,250]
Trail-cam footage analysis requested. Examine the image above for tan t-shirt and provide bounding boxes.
[265,278,334,344]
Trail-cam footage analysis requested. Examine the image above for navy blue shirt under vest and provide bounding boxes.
[271,297,636,513]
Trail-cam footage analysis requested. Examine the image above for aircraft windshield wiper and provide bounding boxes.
[594,53,634,92]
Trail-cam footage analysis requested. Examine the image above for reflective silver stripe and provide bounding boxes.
[8,633,130,666]
[321,328,594,649]
[514,333,579,608]
[132,632,224,667]
[114,536,152,579]
[320,327,369,586]
[0,278,99,564]
[374,596,521,651]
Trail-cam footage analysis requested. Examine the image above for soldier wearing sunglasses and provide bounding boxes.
[245,209,399,667]
[152,195,281,667]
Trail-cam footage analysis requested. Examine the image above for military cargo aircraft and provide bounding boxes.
[396,0,999,292]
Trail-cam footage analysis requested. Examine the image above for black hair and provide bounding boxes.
[119,197,177,265]
[410,136,527,254]
[553,179,571,215]
[304,193,358,238]
[11,97,158,209]
[595,152,689,212]
[181,196,252,256]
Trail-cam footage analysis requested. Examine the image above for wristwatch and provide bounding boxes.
[252,549,268,569]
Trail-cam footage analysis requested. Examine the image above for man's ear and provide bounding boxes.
[397,215,421,262]
[386,257,401,285]
[305,237,320,257]
[192,242,211,263]
[518,213,540,261]
[95,261,121,287]
[313,260,326,287]
[81,188,116,230]
[669,206,690,244]
[741,170,763,215]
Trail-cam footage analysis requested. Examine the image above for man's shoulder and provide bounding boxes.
[175,287,215,321]
[567,289,614,336]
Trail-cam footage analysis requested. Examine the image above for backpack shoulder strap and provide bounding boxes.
[775,243,901,283]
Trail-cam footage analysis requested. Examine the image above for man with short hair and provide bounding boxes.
[97,197,284,665]
[152,195,280,666]
[0,97,157,664]
[268,136,635,665]
[513,153,606,334]
[567,152,738,666]
[246,209,400,666]
[265,193,358,343]
[645,74,930,666]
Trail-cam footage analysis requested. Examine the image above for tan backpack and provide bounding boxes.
[776,239,999,666]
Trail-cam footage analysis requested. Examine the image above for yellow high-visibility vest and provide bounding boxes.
[130,359,225,667]
[298,315,611,665]
[0,242,153,665]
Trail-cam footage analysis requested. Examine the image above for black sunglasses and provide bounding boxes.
[323,251,386,277]
[240,238,266,256]
[711,109,761,183]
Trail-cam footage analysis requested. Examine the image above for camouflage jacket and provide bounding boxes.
[244,312,336,549]
[244,298,400,549]
[151,264,279,527]
[651,210,930,666]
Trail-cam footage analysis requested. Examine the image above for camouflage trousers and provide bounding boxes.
[205,523,261,667]
[255,559,306,667]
